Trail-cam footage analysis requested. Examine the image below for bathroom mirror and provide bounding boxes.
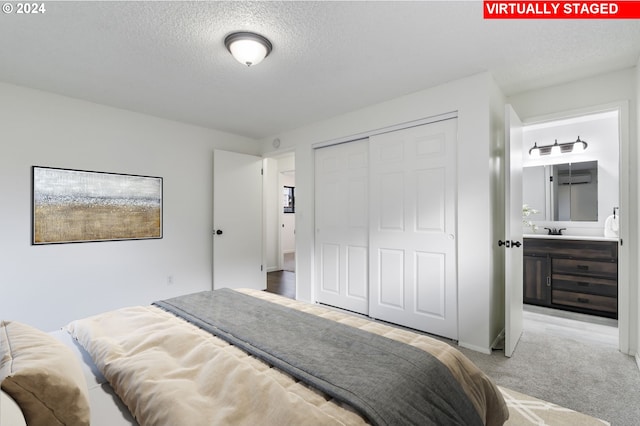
[523,160,598,222]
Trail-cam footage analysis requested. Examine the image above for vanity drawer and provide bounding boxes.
[552,290,617,314]
[524,238,617,261]
[553,274,617,297]
[552,258,617,278]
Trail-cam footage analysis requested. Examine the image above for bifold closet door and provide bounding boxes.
[314,139,369,315]
[369,119,458,339]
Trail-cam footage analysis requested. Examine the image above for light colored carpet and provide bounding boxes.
[456,317,639,425]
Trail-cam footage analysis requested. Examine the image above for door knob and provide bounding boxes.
[215,229,223,235]
[498,240,521,248]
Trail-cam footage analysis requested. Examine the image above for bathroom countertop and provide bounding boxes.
[523,234,619,242]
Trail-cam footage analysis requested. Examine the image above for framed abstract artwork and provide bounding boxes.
[32,166,163,244]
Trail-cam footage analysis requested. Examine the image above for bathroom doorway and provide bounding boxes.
[521,105,628,352]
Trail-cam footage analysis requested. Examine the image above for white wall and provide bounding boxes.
[260,72,503,353]
[0,82,259,332]
[509,67,637,356]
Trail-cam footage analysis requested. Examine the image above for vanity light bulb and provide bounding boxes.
[550,142,561,156]
[573,141,584,153]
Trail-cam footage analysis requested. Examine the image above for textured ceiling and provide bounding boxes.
[1,1,639,139]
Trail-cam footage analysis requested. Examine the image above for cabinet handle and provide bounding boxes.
[577,282,590,287]
[546,276,551,287]
[577,265,589,271]
[577,297,589,303]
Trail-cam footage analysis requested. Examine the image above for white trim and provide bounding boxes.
[458,341,492,355]
[521,100,631,355]
[311,111,458,149]
[520,102,625,127]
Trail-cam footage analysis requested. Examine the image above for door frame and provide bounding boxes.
[519,101,630,354]
[262,150,296,276]
[505,104,524,357]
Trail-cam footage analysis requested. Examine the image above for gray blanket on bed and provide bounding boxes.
[154,289,482,426]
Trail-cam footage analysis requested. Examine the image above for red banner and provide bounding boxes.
[484,1,640,19]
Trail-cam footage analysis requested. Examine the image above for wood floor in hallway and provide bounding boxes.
[266,270,295,299]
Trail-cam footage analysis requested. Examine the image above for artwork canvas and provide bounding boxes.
[32,166,162,244]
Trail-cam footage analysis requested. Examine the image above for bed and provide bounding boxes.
[1,288,509,426]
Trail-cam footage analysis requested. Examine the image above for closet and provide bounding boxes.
[314,118,459,339]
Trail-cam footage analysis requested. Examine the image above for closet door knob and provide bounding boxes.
[215,229,223,235]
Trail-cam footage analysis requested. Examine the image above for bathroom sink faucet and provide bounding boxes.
[544,227,566,235]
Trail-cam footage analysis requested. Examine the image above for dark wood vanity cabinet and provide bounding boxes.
[523,238,618,318]
[523,255,550,305]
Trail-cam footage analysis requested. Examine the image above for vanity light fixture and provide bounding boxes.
[224,32,272,67]
[528,137,588,157]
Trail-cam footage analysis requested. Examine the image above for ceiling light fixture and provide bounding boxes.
[528,137,588,157]
[224,32,272,67]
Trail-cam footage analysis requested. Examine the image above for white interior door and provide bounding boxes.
[213,149,263,290]
[314,139,369,315]
[505,105,524,357]
[369,119,458,339]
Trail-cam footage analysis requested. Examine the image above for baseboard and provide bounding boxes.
[266,266,280,273]
[458,341,492,355]
[635,352,640,371]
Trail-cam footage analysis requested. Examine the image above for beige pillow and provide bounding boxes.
[0,320,90,426]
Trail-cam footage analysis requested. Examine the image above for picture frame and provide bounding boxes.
[32,166,163,244]
[283,186,295,213]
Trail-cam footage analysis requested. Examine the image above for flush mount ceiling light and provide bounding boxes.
[224,32,272,67]
[528,136,588,158]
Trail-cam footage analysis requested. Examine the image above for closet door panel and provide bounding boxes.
[378,248,405,309]
[315,139,369,315]
[320,243,340,294]
[416,167,446,232]
[347,245,368,299]
[416,251,446,318]
[379,172,405,230]
[369,119,458,339]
